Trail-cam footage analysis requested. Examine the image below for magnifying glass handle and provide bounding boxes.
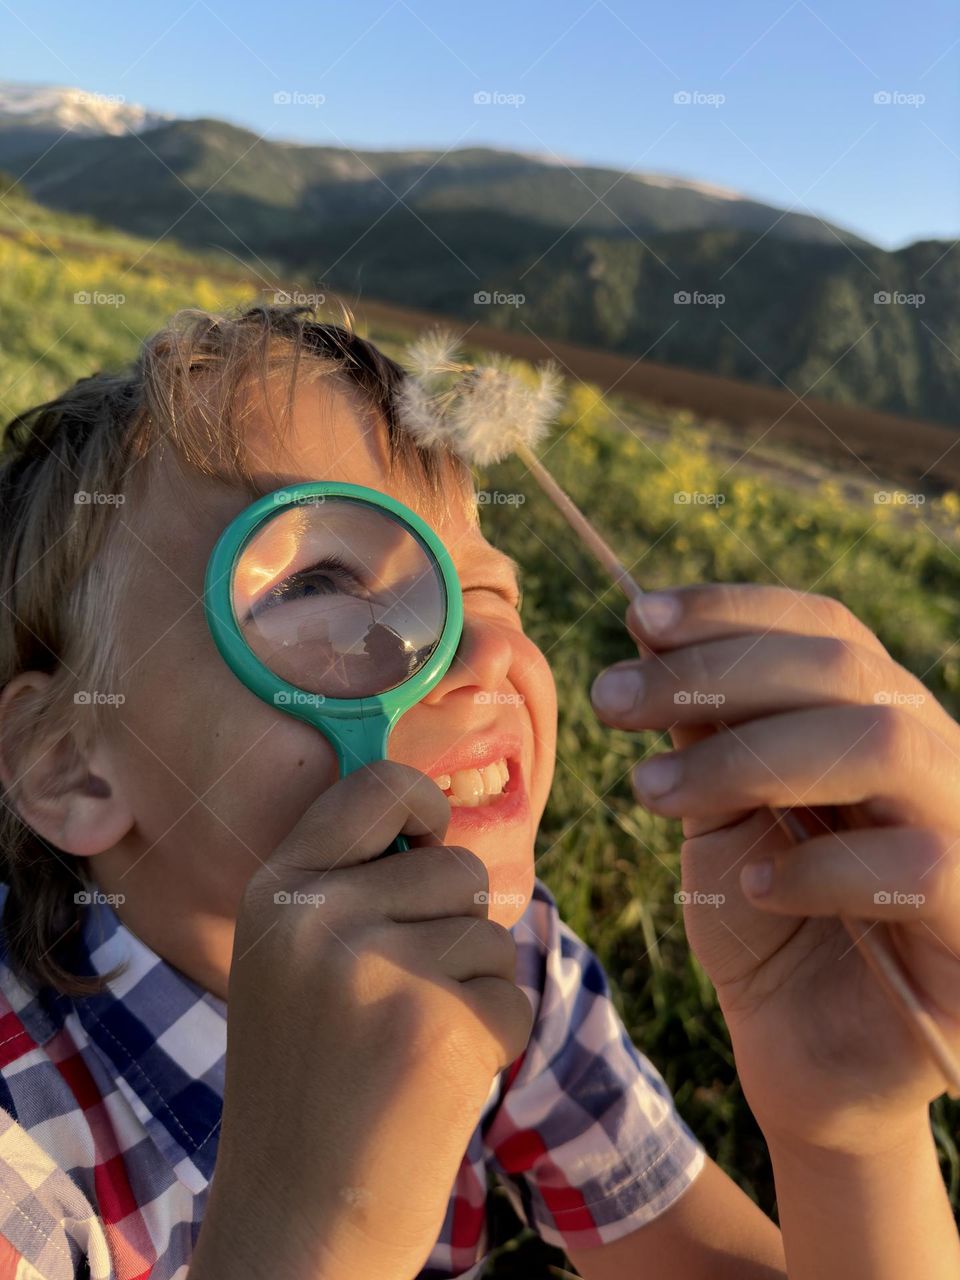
[380,833,410,857]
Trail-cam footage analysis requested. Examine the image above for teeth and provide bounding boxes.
[435,758,510,807]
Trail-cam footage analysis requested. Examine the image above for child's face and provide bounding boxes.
[93,373,557,981]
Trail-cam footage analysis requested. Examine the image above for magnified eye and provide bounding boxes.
[251,554,371,616]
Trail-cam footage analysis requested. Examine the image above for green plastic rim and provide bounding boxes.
[203,480,464,775]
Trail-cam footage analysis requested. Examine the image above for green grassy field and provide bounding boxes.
[2,205,959,1277]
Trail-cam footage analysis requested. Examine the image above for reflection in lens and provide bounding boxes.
[230,497,446,698]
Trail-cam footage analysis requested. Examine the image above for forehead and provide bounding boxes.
[125,366,515,585]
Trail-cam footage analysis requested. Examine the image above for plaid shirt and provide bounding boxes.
[0,877,705,1279]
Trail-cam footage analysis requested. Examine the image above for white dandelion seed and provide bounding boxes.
[396,332,564,466]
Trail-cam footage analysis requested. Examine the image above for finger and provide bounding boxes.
[625,583,888,658]
[265,761,451,880]
[738,825,960,929]
[389,916,518,984]
[592,632,902,731]
[340,843,491,922]
[629,704,953,828]
[457,975,534,1073]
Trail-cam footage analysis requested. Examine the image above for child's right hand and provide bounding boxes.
[190,761,533,1280]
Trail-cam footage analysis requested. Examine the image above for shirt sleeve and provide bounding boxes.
[0,1106,104,1280]
[482,880,707,1252]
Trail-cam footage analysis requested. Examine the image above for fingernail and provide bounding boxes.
[741,859,774,897]
[630,592,681,635]
[632,754,680,799]
[591,667,644,716]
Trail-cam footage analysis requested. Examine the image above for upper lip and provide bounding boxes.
[414,729,523,781]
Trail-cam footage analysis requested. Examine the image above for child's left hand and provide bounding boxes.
[589,582,960,1152]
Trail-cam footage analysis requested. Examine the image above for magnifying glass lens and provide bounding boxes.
[231,498,447,699]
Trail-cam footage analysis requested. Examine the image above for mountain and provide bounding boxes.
[1,85,954,425]
[0,81,172,164]
[0,107,870,250]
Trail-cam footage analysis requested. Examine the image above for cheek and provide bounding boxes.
[116,657,341,866]
[510,635,558,817]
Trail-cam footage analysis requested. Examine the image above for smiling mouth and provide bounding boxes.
[433,757,511,807]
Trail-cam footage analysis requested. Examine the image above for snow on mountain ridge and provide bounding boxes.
[0,81,172,136]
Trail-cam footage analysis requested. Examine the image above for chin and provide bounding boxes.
[482,854,536,928]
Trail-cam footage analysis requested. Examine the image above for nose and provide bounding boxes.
[421,615,514,706]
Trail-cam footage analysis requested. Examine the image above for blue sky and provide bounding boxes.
[3,0,957,248]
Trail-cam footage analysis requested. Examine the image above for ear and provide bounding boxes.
[0,672,134,857]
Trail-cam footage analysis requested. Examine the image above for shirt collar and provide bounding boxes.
[65,893,228,1193]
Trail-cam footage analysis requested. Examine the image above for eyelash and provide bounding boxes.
[253,554,367,613]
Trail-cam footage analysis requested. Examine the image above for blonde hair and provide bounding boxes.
[0,302,473,996]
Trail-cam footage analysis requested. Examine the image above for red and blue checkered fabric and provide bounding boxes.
[0,879,705,1278]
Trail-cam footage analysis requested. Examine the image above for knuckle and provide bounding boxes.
[860,703,910,766]
[678,640,714,693]
[447,846,489,893]
[910,832,957,909]
[806,591,856,635]
[481,917,517,962]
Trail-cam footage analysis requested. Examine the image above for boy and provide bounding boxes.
[0,304,957,1279]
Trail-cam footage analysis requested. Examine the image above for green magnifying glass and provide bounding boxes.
[203,481,464,855]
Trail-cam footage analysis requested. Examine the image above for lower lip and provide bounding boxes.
[444,758,529,833]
